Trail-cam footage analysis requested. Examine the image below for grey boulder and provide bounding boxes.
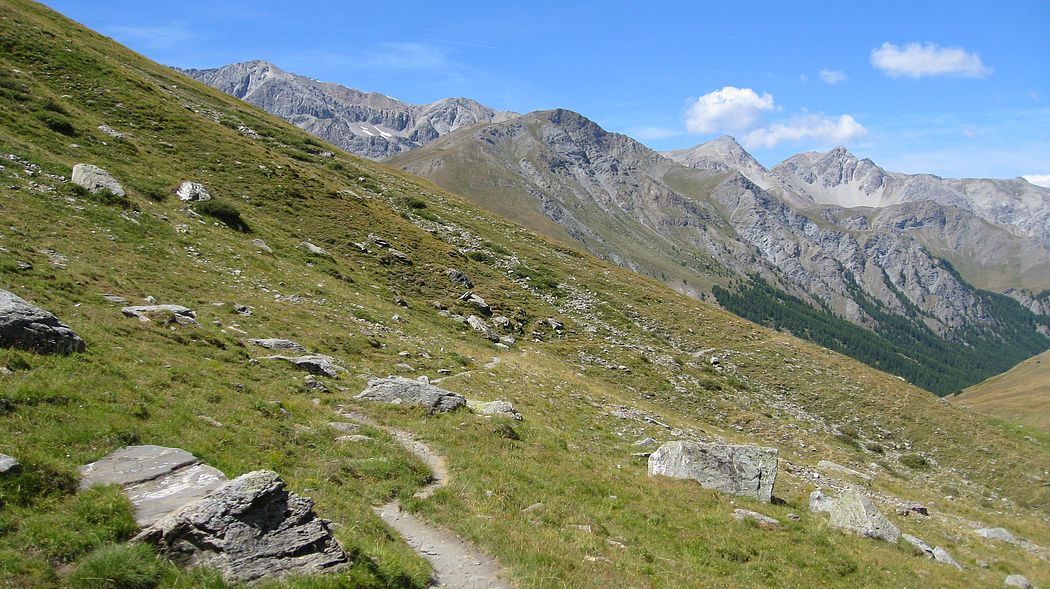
[176,181,212,202]
[647,441,778,502]
[828,490,901,543]
[71,163,125,196]
[133,470,349,584]
[249,338,307,353]
[809,489,834,513]
[122,304,198,326]
[265,354,347,378]
[468,399,523,420]
[0,453,20,475]
[356,376,466,413]
[0,289,85,354]
[977,527,1017,543]
[1005,575,1034,588]
[731,508,781,529]
[446,268,473,288]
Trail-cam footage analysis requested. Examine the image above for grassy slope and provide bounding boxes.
[954,348,1050,432]
[0,1,1048,587]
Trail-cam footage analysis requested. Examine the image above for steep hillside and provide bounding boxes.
[390,111,1050,394]
[953,349,1050,432]
[2,2,1050,588]
[180,60,516,160]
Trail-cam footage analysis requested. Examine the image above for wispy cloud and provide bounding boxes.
[1024,174,1050,187]
[819,69,847,85]
[684,86,775,134]
[106,24,193,50]
[357,42,453,70]
[743,114,867,149]
[629,126,679,141]
[870,42,992,79]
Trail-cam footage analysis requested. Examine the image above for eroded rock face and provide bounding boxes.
[133,470,349,584]
[356,376,466,413]
[71,163,125,196]
[647,441,778,502]
[0,289,85,354]
[828,490,901,543]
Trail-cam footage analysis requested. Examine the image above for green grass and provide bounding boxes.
[0,1,1048,587]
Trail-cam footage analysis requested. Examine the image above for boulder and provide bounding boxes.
[647,441,778,502]
[264,354,347,378]
[251,238,273,253]
[809,489,834,513]
[902,534,934,557]
[356,376,466,413]
[446,268,473,288]
[79,445,228,527]
[933,546,962,570]
[459,292,491,315]
[249,338,307,354]
[71,163,125,196]
[133,470,349,584]
[299,241,328,256]
[121,304,198,326]
[468,399,523,420]
[1005,575,1033,588]
[176,181,212,202]
[731,509,781,529]
[0,289,85,354]
[0,453,20,476]
[977,527,1016,543]
[828,490,901,543]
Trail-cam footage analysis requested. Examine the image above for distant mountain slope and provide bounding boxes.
[391,110,1050,394]
[179,60,516,159]
[954,349,1050,432]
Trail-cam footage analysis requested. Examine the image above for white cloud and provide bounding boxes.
[819,69,847,85]
[1023,174,1050,188]
[870,42,992,79]
[685,86,774,134]
[743,114,867,149]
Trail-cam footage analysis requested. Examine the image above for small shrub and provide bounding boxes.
[865,442,884,454]
[68,543,163,589]
[196,199,250,232]
[41,99,69,115]
[37,112,75,136]
[900,453,930,470]
[466,251,491,264]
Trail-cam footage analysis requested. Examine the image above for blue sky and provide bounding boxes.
[44,1,1050,183]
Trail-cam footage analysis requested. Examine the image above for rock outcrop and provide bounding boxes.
[356,376,466,413]
[827,490,901,543]
[468,399,522,420]
[265,354,347,378]
[71,163,125,196]
[647,441,778,502]
[0,289,85,354]
[134,470,349,583]
[249,338,307,353]
[122,304,199,326]
[0,453,20,475]
[176,181,212,202]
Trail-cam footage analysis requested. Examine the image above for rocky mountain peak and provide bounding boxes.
[664,135,774,190]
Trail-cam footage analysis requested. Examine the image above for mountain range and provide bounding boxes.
[185,61,1050,394]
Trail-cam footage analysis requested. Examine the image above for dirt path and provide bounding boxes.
[335,409,515,588]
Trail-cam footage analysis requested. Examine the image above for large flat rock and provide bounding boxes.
[648,441,778,502]
[124,463,228,527]
[79,445,198,490]
[828,490,901,543]
[356,376,466,413]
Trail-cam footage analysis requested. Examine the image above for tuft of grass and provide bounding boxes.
[68,543,163,589]
[900,453,930,470]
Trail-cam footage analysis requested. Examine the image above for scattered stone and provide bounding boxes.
[903,534,935,558]
[0,453,21,476]
[71,163,125,196]
[356,376,466,413]
[634,437,658,448]
[809,490,834,513]
[176,181,212,202]
[446,268,473,288]
[102,294,129,304]
[896,502,929,516]
[97,124,124,138]
[15,261,31,270]
[388,248,411,264]
[828,490,901,543]
[468,400,523,420]
[786,513,800,521]
[933,546,962,570]
[1005,575,1033,588]
[232,304,252,316]
[251,238,273,253]
[0,289,86,354]
[198,415,224,428]
[265,354,347,378]
[546,318,564,332]
[491,316,511,331]
[522,502,545,513]
[303,376,328,392]
[122,304,199,326]
[133,470,349,584]
[299,241,328,256]
[818,460,872,482]
[328,422,360,434]
[732,509,781,529]
[977,527,1016,543]
[568,524,593,533]
[337,434,372,443]
[248,338,307,354]
[647,441,778,502]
